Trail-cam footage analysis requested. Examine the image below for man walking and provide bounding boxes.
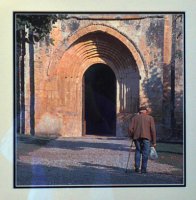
[129,106,156,173]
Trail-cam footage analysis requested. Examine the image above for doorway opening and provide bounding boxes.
[83,63,116,136]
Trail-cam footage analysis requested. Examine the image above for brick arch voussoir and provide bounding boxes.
[77,58,120,83]
[67,24,147,78]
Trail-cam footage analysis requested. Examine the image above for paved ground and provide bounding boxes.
[15,135,184,187]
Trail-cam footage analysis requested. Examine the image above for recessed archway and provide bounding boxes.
[83,63,116,136]
[47,26,142,137]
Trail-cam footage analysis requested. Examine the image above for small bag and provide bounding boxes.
[149,146,158,160]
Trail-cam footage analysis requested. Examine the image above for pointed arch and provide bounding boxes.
[67,24,147,77]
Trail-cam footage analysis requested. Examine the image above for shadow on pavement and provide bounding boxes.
[16,161,183,187]
[17,136,130,152]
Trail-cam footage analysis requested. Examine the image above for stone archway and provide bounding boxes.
[40,25,145,137]
[66,24,147,77]
[71,31,140,137]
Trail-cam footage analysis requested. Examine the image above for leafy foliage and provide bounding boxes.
[16,14,59,44]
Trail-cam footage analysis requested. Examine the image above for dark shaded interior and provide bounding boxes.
[84,63,116,136]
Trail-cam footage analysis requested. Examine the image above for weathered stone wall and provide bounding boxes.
[22,14,184,139]
[174,15,184,137]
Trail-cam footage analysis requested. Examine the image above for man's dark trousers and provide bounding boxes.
[134,138,150,172]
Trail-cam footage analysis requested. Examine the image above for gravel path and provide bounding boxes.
[15,136,183,187]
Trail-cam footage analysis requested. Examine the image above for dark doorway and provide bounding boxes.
[84,63,116,136]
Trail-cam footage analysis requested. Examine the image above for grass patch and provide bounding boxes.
[156,143,183,154]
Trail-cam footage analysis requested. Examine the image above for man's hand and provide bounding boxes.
[153,143,157,148]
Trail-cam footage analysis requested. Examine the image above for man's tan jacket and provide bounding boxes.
[129,113,156,144]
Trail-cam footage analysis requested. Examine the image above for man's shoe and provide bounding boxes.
[135,168,140,173]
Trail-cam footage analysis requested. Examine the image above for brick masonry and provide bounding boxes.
[21,14,184,139]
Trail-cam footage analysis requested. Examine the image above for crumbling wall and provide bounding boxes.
[22,14,183,138]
